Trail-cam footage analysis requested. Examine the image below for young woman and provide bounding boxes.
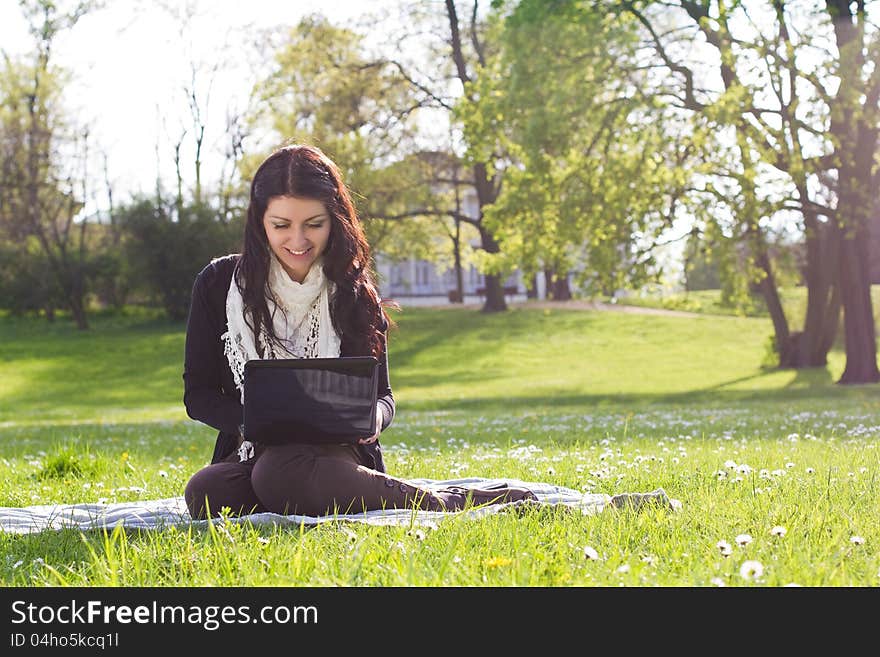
[182,144,537,519]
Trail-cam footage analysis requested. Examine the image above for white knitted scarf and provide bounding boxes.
[222,254,341,406]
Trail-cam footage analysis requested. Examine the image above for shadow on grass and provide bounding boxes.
[404,373,880,413]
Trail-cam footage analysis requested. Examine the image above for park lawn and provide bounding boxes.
[0,305,877,586]
[616,284,880,328]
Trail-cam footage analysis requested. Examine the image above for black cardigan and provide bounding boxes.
[182,254,392,471]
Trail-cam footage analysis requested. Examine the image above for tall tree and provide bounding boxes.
[460,0,695,298]
[623,0,878,383]
[0,0,95,329]
[356,0,517,311]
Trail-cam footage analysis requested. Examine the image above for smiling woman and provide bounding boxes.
[262,196,332,283]
[181,144,539,519]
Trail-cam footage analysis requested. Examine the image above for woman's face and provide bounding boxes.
[262,195,332,283]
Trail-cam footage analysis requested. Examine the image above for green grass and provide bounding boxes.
[617,284,880,329]
[0,305,878,586]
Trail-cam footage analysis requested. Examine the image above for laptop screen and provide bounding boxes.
[242,356,379,445]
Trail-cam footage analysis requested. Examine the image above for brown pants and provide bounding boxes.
[184,442,446,519]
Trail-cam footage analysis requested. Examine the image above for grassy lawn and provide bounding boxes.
[0,305,877,586]
[616,284,880,329]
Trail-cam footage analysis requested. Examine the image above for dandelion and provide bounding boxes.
[735,534,753,546]
[739,560,764,580]
[484,556,512,568]
[583,546,600,560]
[770,526,787,537]
[850,535,866,546]
[716,540,732,557]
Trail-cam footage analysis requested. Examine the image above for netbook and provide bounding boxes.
[242,356,379,445]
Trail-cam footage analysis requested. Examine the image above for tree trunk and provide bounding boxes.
[69,295,89,330]
[552,273,572,300]
[752,249,793,366]
[478,225,507,312]
[793,209,840,367]
[837,229,879,384]
[471,158,506,313]
[825,0,880,384]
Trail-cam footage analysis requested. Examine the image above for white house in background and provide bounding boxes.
[374,253,527,300]
[371,181,538,301]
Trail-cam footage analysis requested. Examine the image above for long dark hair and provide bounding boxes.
[238,144,393,358]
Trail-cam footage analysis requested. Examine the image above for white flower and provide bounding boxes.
[736,464,752,475]
[723,460,737,469]
[785,462,795,469]
[716,540,733,557]
[770,526,787,537]
[407,529,426,541]
[710,577,726,587]
[739,560,764,580]
[806,467,815,474]
[616,564,630,574]
[735,533,753,546]
[12,560,23,569]
[850,535,866,546]
[158,470,168,478]
[583,546,600,560]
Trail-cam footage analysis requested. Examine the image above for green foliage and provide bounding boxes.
[244,15,464,267]
[118,199,241,320]
[34,442,99,481]
[460,0,694,293]
[0,239,64,315]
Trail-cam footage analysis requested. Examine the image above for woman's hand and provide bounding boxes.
[358,403,383,445]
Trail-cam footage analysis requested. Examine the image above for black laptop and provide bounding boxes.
[242,356,379,445]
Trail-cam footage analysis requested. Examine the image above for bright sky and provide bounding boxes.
[0,0,389,208]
